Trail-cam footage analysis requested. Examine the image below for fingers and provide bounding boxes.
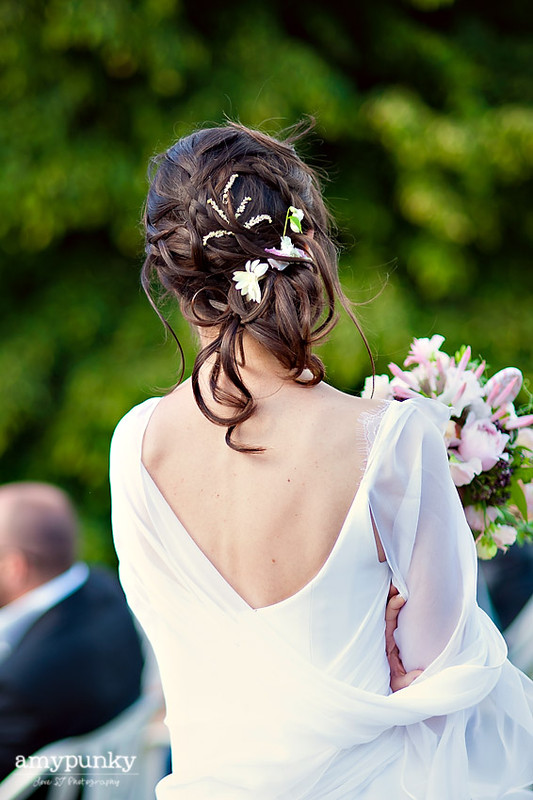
[390,669,423,693]
[385,594,405,620]
[385,594,405,651]
[386,636,400,658]
[385,582,423,692]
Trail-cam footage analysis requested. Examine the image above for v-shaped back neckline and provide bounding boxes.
[138,396,393,612]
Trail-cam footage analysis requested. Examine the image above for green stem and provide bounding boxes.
[281,207,290,238]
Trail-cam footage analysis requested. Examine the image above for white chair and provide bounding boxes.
[0,692,167,800]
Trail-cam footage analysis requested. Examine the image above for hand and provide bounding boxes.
[385,584,423,692]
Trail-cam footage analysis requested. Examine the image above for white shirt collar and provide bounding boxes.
[0,562,89,663]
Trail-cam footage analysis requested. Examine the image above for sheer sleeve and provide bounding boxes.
[366,398,533,797]
[367,397,489,672]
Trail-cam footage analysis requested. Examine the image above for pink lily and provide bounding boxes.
[391,384,419,400]
[452,381,467,407]
[486,382,502,406]
[491,407,508,423]
[436,355,447,377]
[388,362,420,390]
[505,415,533,430]
[492,376,519,409]
[456,346,471,373]
[484,367,523,406]
[474,360,486,379]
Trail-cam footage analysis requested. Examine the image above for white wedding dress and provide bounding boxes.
[110,394,533,799]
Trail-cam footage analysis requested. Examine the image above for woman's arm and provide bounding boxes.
[370,398,478,676]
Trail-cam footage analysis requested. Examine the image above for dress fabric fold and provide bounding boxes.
[110,395,533,799]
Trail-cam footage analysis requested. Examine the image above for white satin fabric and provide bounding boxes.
[110,395,533,799]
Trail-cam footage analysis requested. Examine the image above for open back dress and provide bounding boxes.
[110,394,533,799]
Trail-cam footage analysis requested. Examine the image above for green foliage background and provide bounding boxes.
[1,0,532,564]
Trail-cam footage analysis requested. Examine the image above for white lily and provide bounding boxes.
[232,259,269,303]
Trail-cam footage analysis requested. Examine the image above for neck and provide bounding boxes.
[196,330,313,403]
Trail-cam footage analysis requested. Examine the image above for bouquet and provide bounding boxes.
[362,335,533,559]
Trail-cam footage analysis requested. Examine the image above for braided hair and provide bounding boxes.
[141,121,372,452]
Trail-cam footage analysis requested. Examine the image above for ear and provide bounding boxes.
[2,549,33,601]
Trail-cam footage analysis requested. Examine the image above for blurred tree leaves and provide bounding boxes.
[0,0,532,562]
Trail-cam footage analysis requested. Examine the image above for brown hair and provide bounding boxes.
[141,121,372,451]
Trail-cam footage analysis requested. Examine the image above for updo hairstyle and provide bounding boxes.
[141,121,371,451]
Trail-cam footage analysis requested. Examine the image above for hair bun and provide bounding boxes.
[141,121,372,451]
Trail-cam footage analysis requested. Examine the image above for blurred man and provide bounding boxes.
[0,481,144,781]
[480,544,533,632]
[480,544,533,678]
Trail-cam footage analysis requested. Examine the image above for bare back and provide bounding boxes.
[142,378,385,610]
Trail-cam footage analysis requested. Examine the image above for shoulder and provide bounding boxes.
[383,395,451,437]
[365,396,452,479]
[405,395,451,430]
[109,398,163,509]
[140,379,203,471]
[110,396,163,466]
[395,397,452,461]
[300,385,390,454]
[318,382,391,420]
[111,397,163,445]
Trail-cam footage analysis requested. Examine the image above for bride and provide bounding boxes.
[110,121,533,799]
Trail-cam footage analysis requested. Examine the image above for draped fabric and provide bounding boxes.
[110,395,533,799]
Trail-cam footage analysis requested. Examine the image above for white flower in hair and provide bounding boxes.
[287,206,304,232]
[232,259,269,303]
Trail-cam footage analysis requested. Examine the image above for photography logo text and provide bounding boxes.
[15,751,137,774]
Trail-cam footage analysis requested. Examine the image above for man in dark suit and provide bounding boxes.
[480,543,533,632]
[0,481,145,782]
